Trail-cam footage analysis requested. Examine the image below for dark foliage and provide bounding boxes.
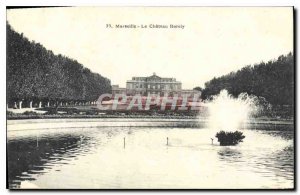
[6,111,14,116]
[201,53,294,106]
[23,111,38,115]
[7,23,112,104]
[215,131,245,146]
[193,87,203,92]
[44,109,58,115]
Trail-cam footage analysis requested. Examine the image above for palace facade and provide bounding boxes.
[112,73,200,97]
[126,73,182,96]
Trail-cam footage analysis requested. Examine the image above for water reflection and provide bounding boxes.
[218,148,242,161]
[7,125,294,189]
[270,146,294,180]
[216,143,293,186]
[8,133,93,188]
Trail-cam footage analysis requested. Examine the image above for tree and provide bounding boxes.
[201,53,294,107]
[7,22,112,107]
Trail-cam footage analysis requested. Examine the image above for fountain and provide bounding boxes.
[205,89,269,146]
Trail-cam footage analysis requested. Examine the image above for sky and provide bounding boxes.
[7,7,293,89]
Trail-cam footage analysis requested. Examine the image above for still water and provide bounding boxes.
[7,119,294,189]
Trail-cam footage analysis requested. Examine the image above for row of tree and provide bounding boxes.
[7,23,112,107]
[201,53,294,107]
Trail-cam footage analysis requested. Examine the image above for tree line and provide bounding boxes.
[7,23,111,108]
[201,53,294,107]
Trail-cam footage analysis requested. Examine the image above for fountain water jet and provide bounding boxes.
[205,89,267,132]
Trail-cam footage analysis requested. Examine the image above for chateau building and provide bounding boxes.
[112,73,200,97]
[126,73,182,96]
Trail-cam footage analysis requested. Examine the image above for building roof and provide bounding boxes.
[128,73,180,83]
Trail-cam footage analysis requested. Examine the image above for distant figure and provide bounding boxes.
[211,138,214,145]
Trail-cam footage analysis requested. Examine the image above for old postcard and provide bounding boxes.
[6,7,294,189]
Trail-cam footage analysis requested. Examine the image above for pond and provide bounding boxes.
[7,119,294,189]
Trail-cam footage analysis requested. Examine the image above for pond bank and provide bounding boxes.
[7,118,294,132]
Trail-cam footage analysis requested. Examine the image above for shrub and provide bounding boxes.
[6,111,14,116]
[44,109,58,115]
[66,110,76,115]
[86,110,97,115]
[215,131,245,146]
[23,111,38,115]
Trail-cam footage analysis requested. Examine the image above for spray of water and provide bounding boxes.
[205,89,268,131]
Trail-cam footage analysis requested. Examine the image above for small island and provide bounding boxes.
[215,131,246,146]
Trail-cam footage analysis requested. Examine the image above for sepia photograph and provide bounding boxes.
[6,6,294,189]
